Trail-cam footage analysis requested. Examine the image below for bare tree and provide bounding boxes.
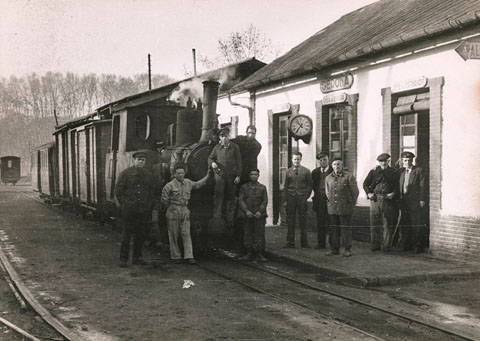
[195,24,283,72]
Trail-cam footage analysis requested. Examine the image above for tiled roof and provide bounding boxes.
[232,0,480,91]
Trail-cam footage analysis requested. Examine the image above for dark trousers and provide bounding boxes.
[369,197,397,250]
[314,193,329,247]
[120,210,149,261]
[398,207,424,250]
[286,194,308,246]
[329,214,352,251]
[243,218,266,253]
[213,173,237,225]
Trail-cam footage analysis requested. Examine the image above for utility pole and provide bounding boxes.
[148,53,152,90]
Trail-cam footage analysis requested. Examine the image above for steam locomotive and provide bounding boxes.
[31,77,248,250]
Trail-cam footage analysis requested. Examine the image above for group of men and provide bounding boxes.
[114,122,427,267]
[114,125,266,267]
[283,150,427,257]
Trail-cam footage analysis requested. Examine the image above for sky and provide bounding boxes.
[0,0,378,80]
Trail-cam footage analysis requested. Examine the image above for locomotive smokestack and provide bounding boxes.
[199,80,220,142]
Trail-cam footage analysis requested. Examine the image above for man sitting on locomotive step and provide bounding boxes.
[115,151,160,267]
[161,163,210,264]
[208,127,242,228]
[238,168,268,262]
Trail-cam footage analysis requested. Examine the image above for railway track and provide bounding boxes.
[198,254,476,341]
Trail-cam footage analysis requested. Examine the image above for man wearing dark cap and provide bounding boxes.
[115,151,160,267]
[363,153,399,252]
[325,158,359,257]
[311,152,333,249]
[208,127,242,228]
[398,151,426,253]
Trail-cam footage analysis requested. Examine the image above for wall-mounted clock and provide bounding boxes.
[288,114,312,143]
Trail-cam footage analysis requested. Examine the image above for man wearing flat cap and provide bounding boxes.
[363,153,399,252]
[398,151,427,253]
[208,127,242,228]
[311,152,333,249]
[115,150,160,267]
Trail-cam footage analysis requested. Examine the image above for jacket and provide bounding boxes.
[363,166,399,199]
[325,171,359,215]
[208,141,242,177]
[311,165,333,210]
[399,166,426,210]
[232,136,262,179]
[238,181,268,218]
[284,165,312,198]
[114,166,159,213]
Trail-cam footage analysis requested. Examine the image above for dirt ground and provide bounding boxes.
[0,185,376,341]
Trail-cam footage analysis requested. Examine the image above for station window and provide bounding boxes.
[136,113,151,141]
[328,104,353,170]
[399,113,417,156]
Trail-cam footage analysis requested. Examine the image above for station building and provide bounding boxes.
[223,0,480,261]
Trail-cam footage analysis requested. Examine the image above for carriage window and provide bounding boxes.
[136,113,151,141]
[8,160,12,168]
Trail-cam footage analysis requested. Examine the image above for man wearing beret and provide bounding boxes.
[398,151,427,253]
[115,151,160,267]
[311,152,333,249]
[363,153,399,252]
[208,127,242,228]
[325,158,359,257]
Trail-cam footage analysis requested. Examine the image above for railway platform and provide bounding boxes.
[264,225,480,287]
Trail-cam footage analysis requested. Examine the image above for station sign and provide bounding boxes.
[272,103,291,114]
[322,93,348,105]
[320,73,354,93]
[455,37,480,61]
[392,76,427,93]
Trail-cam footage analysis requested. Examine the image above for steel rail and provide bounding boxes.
[197,261,385,341]
[0,316,42,341]
[222,256,477,341]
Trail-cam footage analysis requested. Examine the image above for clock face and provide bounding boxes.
[289,115,312,137]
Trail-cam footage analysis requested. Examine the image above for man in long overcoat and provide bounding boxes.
[398,151,427,253]
[325,158,359,257]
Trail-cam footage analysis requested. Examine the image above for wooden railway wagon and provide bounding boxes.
[31,142,56,197]
[0,156,21,185]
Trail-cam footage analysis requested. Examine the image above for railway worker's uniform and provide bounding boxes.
[283,152,312,249]
[325,158,359,257]
[363,153,400,252]
[398,151,427,253]
[238,169,268,262]
[208,127,242,229]
[161,164,210,264]
[311,152,333,250]
[115,151,159,267]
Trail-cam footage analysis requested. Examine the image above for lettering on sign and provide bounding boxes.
[392,76,427,93]
[320,73,354,93]
[323,93,347,105]
[455,38,480,61]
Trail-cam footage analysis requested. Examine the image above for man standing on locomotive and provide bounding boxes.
[238,168,268,262]
[161,163,210,264]
[363,153,399,252]
[208,127,242,229]
[115,151,159,268]
[232,125,262,185]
